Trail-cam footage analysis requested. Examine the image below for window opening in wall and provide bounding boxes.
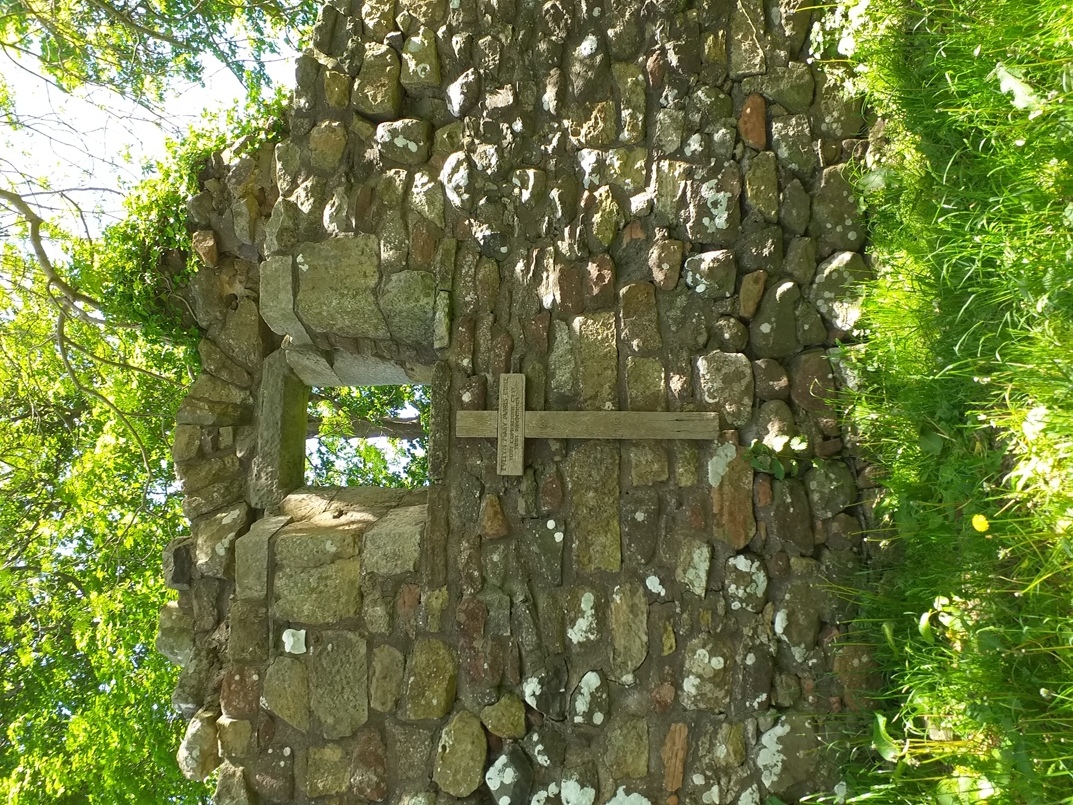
[305,385,429,488]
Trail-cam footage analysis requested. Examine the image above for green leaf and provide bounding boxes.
[918,610,936,643]
[872,713,901,762]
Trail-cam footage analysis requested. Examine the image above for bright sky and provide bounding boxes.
[1,47,296,238]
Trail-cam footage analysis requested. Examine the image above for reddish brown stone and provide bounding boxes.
[739,93,767,150]
[221,665,261,720]
[554,261,585,315]
[647,49,667,88]
[755,473,773,507]
[649,240,683,290]
[490,329,514,378]
[459,532,483,595]
[479,494,510,538]
[652,682,676,713]
[539,469,563,514]
[409,216,438,270]
[661,723,688,792]
[816,437,843,457]
[711,445,756,550]
[250,747,293,801]
[192,230,219,266]
[525,311,551,355]
[456,596,488,683]
[352,727,389,801]
[833,642,881,711]
[396,584,421,638]
[621,219,646,243]
[585,254,616,309]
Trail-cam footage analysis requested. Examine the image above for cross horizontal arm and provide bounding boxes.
[456,410,722,440]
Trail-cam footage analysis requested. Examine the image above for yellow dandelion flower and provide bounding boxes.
[971,514,990,533]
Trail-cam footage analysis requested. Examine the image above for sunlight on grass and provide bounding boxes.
[810,0,1073,802]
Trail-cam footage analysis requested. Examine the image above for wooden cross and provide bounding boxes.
[455,373,722,475]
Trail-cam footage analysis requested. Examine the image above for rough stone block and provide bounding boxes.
[574,312,618,410]
[273,558,362,624]
[309,630,368,739]
[566,442,621,572]
[262,656,309,732]
[363,504,425,575]
[402,638,457,720]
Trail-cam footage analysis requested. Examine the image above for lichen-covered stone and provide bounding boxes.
[353,43,402,119]
[744,151,779,223]
[156,601,194,666]
[567,442,621,572]
[805,459,857,519]
[610,582,649,682]
[177,709,221,781]
[570,670,609,726]
[480,692,526,738]
[309,630,368,739]
[433,711,487,797]
[682,250,736,299]
[376,119,432,165]
[604,716,649,778]
[680,635,734,711]
[402,638,457,720]
[380,270,436,348]
[485,746,533,805]
[675,537,711,598]
[696,351,753,428]
[295,236,389,339]
[262,656,308,732]
[810,250,869,332]
[810,168,865,254]
[750,279,802,359]
[771,114,818,178]
[273,558,361,624]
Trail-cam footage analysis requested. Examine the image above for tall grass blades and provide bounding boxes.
[817,0,1073,802]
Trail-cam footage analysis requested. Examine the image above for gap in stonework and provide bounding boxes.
[304,384,429,488]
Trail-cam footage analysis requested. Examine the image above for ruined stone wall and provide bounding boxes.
[157,0,883,802]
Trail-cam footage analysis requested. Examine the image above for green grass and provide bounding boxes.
[810,0,1073,802]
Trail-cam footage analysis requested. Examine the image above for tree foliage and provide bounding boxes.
[307,386,430,488]
[0,0,316,100]
[0,247,208,802]
[0,2,315,801]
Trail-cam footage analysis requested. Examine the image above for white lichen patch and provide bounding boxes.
[572,670,603,723]
[522,676,543,708]
[485,754,517,794]
[560,779,596,805]
[606,787,651,805]
[701,784,723,805]
[282,628,307,655]
[680,543,711,597]
[726,554,768,611]
[757,719,792,789]
[737,785,760,805]
[567,591,598,644]
[645,575,666,596]
[708,442,739,486]
[699,179,732,230]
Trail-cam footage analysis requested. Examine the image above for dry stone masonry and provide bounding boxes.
[158,0,882,802]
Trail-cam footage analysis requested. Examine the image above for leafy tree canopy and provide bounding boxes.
[0,2,322,801]
[0,0,317,101]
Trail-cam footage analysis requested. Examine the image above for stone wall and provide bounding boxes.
[157,0,882,802]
